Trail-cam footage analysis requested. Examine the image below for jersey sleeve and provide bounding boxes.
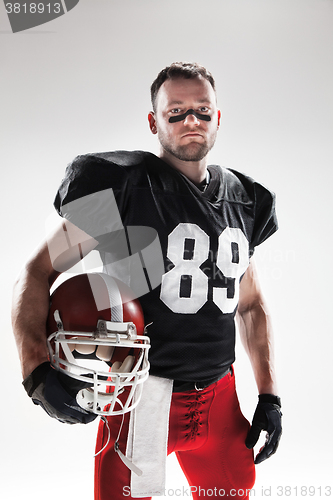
[227,168,278,256]
[250,180,278,253]
[53,153,131,247]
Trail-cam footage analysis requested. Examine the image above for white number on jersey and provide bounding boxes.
[160,223,249,314]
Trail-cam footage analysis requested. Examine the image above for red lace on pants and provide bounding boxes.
[95,369,255,500]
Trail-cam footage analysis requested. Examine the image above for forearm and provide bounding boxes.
[236,301,278,395]
[11,261,57,379]
[12,220,100,379]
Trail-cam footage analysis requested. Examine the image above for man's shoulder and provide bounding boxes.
[55,151,160,216]
[70,150,156,170]
[210,165,275,205]
[209,165,253,204]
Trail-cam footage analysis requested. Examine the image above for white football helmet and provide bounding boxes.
[46,273,150,416]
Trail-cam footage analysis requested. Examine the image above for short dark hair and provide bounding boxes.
[150,62,216,112]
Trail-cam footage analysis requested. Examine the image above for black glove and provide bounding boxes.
[245,394,282,464]
[23,362,97,424]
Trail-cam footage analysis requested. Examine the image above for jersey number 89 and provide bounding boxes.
[160,223,249,314]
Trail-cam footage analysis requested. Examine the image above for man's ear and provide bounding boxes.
[217,109,221,129]
[148,112,157,134]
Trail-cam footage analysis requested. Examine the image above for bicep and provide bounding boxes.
[238,258,264,315]
[27,218,99,284]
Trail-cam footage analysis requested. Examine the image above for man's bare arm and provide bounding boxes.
[236,258,278,395]
[236,258,282,464]
[11,220,98,379]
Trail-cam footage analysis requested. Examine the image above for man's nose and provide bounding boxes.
[183,112,200,125]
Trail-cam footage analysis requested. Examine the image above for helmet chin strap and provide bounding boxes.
[91,353,143,475]
[94,415,143,476]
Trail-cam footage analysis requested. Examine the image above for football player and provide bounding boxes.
[12,62,282,500]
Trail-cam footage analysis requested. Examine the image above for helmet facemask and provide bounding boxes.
[46,273,150,416]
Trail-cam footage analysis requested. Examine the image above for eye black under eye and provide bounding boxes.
[168,109,212,123]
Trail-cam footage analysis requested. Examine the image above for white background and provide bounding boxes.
[1,0,332,498]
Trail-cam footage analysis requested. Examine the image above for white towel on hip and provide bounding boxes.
[126,375,174,497]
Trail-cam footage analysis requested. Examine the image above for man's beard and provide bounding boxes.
[158,132,217,162]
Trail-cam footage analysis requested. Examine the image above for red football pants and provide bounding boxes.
[94,369,255,500]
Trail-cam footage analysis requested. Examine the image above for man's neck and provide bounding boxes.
[159,149,208,186]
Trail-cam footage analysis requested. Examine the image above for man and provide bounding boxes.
[12,62,282,500]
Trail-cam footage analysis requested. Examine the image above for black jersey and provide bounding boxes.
[54,151,277,382]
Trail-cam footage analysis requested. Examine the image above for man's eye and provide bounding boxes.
[171,109,181,114]
[199,107,209,113]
